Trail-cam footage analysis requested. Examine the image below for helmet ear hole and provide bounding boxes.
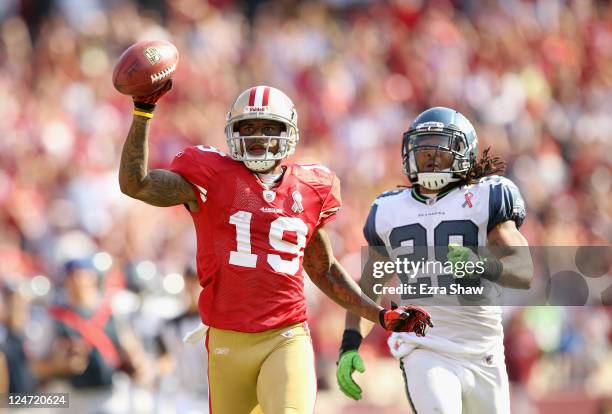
[452,136,466,152]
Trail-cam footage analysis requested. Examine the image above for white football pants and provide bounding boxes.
[400,348,510,413]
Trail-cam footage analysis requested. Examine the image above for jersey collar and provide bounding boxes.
[411,185,456,205]
[250,165,291,190]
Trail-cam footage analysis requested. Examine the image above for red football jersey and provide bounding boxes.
[170,145,342,332]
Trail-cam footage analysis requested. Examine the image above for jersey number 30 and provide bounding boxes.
[229,211,308,275]
[390,220,479,298]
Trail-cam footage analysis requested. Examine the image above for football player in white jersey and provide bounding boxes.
[336,107,534,413]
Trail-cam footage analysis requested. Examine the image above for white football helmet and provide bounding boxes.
[225,86,299,172]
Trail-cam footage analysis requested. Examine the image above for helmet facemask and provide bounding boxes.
[226,125,295,173]
[403,127,473,191]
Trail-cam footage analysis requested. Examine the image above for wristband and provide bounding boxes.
[339,329,363,354]
[133,109,153,119]
[133,101,156,112]
[480,256,503,282]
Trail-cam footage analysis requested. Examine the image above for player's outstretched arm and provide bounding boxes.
[118,81,198,209]
[486,220,534,289]
[119,116,196,208]
[344,250,396,338]
[304,227,432,333]
[336,252,397,401]
[305,229,433,401]
[303,227,384,324]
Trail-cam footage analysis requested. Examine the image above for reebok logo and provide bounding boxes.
[214,347,230,355]
[281,330,295,338]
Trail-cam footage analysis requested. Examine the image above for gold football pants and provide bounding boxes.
[205,322,316,414]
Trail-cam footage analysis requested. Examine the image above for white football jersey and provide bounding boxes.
[364,176,526,357]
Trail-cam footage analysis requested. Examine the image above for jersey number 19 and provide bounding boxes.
[229,211,308,276]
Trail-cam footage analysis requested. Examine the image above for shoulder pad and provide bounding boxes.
[376,189,404,199]
[478,175,516,187]
[373,188,406,204]
[297,163,332,175]
[294,163,335,184]
[194,145,228,157]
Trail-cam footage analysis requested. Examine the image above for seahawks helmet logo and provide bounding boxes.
[415,121,445,131]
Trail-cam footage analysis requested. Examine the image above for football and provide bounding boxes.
[113,39,179,96]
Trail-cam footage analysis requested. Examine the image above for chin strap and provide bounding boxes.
[244,158,277,172]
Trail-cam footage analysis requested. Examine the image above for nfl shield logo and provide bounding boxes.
[263,190,276,203]
[143,47,162,65]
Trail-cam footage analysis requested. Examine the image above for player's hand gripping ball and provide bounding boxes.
[113,39,178,97]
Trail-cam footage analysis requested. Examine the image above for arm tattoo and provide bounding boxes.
[119,117,196,207]
[119,117,149,194]
[345,251,397,336]
[304,228,383,324]
[139,169,197,207]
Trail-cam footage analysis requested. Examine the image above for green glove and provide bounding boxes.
[336,350,366,400]
[447,243,504,281]
[447,243,479,278]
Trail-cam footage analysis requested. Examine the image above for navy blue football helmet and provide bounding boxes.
[402,107,479,190]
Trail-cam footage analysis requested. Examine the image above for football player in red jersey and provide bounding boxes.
[119,82,432,413]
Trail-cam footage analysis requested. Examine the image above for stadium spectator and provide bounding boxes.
[46,259,150,412]
[156,264,207,413]
[0,281,38,394]
[0,279,89,395]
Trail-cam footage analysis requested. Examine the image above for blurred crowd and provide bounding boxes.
[0,0,610,413]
